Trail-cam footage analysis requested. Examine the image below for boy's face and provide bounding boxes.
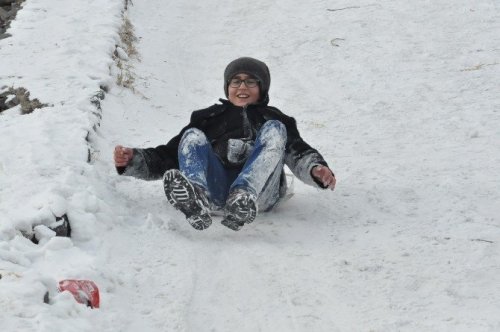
[228,73,261,107]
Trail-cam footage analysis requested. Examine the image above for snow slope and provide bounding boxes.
[1,0,500,331]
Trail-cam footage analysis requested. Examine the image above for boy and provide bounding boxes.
[114,57,335,231]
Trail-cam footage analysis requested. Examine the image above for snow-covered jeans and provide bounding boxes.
[178,120,287,211]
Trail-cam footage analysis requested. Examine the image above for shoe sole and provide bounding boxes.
[221,215,244,231]
[163,170,212,230]
[221,192,257,231]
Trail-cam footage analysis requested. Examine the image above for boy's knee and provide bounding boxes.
[180,128,208,146]
[260,120,287,146]
[264,120,286,133]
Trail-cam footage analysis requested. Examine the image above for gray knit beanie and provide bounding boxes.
[223,57,271,104]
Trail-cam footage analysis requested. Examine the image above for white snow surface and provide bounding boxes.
[1,0,499,331]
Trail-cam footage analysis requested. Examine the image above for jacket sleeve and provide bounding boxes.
[115,107,214,180]
[116,133,182,180]
[282,116,330,189]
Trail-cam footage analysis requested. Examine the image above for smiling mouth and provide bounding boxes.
[237,94,250,98]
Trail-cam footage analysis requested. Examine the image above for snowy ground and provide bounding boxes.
[1,0,500,331]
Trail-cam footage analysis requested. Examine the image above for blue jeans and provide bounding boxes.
[178,120,287,211]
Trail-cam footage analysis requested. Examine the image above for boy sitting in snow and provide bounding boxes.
[113,57,335,231]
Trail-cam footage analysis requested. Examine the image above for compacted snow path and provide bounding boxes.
[92,1,353,330]
[90,1,500,330]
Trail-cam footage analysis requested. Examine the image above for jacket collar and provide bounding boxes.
[219,98,268,109]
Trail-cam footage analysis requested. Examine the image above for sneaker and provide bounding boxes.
[163,169,212,230]
[221,189,257,231]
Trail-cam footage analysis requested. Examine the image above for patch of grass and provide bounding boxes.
[0,0,26,39]
[0,86,48,114]
[119,17,138,58]
[460,62,499,72]
[113,13,140,91]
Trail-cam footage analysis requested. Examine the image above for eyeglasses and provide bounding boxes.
[228,78,260,88]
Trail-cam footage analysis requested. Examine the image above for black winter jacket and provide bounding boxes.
[118,99,330,192]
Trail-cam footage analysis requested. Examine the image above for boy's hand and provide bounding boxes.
[114,145,134,167]
[312,165,336,190]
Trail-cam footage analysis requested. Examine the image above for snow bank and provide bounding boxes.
[1,0,123,329]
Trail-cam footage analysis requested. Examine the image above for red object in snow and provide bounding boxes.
[58,279,100,309]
